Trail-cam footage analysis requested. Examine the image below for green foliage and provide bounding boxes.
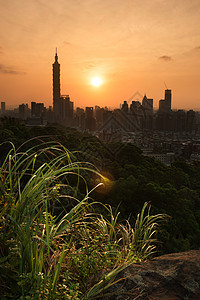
[1,121,200,254]
[0,142,166,299]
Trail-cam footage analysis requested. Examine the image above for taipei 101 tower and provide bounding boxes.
[53,49,61,118]
[52,50,74,125]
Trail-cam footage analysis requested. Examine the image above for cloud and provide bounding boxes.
[85,64,95,69]
[0,64,26,75]
[159,55,173,62]
[63,41,72,46]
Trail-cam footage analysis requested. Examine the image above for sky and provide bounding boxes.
[0,0,200,110]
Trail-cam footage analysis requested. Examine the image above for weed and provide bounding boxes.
[0,142,167,299]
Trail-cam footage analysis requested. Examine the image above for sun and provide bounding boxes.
[91,77,102,87]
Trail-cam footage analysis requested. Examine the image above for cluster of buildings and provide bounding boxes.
[119,89,196,133]
[1,51,200,164]
[1,51,198,134]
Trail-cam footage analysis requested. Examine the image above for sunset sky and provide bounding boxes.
[0,0,200,110]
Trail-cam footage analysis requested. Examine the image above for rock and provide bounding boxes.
[100,250,200,300]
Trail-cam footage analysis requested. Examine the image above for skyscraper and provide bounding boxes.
[52,50,74,125]
[53,49,61,119]
[165,89,171,111]
[121,101,129,113]
[159,89,172,113]
[142,95,153,115]
[142,95,153,130]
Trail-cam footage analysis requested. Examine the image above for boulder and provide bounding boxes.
[100,250,200,300]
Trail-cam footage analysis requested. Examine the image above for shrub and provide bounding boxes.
[0,142,167,299]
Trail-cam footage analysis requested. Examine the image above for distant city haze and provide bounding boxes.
[0,0,200,109]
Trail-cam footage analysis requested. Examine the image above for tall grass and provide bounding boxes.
[0,141,167,299]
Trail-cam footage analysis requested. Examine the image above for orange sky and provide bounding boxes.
[0,0,200,110]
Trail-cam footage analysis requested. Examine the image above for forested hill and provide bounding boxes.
[1,117,200,254]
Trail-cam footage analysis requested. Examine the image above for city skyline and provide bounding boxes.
[0,0,200,109]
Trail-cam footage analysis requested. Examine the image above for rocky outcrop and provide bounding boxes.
[100,250,200,300]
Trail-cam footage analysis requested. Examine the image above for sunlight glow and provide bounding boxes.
[91,77,102,87]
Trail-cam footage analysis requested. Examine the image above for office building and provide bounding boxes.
[85,107,96,131]
[19,104,29,120]
[31,102,45,117]
[52,50,74,125]
[52,49,61,119]
[142,95,153,115]
[121,101,129,113]
[159,89,172,113]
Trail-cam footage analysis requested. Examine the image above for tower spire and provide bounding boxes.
[55,48,58,62]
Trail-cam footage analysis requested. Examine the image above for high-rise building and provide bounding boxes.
[130,101,141,113]
[165,89,172,111]
[52,49,61,119]
[58,95,74,126]
[159,89,172,113]
[52,50,74,125]
[142,95,153,115]
[121,101,129,113]
[187,110,196,132]
[31,102,45,117]
[142,95,153,130]
[74,107,85,129]
[85,107,96,131]
[19,104,29,120]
